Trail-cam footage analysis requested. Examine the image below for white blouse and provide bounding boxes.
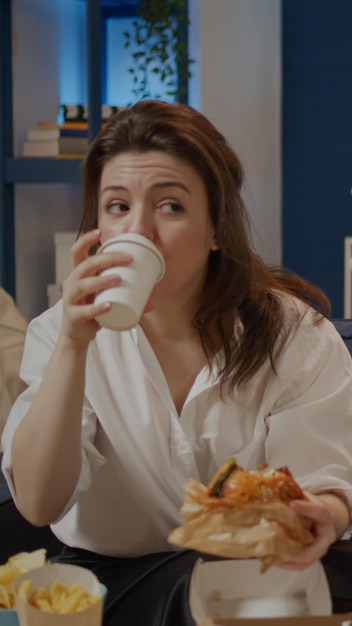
[2,298,352,556]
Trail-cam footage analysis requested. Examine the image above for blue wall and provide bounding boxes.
[282,0,352,317]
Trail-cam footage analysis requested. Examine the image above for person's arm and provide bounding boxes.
[317,492,351,540]
[265,307,352,568]
[10,336,88,525]
[10,229,133,526]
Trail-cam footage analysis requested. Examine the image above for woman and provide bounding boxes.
[2,101,352,625]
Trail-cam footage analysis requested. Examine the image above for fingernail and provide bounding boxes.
[118,253,133,261]
[107,274,120,283]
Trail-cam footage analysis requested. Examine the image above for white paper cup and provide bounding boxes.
[94,234,165,331]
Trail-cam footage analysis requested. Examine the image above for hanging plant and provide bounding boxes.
[124,0,193,103]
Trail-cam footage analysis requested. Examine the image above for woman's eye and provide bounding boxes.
[159,201,183,214]
[106,202,129,215]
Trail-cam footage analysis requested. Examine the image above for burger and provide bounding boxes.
[168,458,314,572]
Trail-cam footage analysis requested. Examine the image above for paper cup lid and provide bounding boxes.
[97,234,165,281]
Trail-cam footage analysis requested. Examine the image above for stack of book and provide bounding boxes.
[22,105,125,157]
[22,122,90,158]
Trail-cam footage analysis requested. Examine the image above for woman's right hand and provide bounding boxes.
[60,229,133,346]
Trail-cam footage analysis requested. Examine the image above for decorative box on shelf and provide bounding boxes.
[47,232,77,308]
[54,232,77,285]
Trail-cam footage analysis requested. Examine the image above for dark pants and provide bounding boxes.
[57,541,352,625]
[56,547,219,626]
[322,538,352,614]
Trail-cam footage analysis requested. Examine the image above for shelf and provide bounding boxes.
[0,0,189,300]
[4,158,84,184]
[0,0,102,298]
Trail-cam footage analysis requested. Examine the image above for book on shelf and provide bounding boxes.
[28,126,88,140]
[60,136,88,153]
[23,140,59,157]
[36,120,91,131]
[27,128,60,141]
[22,136,89,157]
[21,116,113,156]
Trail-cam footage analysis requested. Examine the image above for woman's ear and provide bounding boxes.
[210,232,220,251]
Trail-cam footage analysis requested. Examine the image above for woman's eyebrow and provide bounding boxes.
[101,181,191,195]
[101,185,127,195]
[151,181,190,193]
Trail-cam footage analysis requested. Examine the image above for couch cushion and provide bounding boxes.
[331,319,352,355]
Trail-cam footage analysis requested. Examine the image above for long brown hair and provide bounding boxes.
[79,100,330,391]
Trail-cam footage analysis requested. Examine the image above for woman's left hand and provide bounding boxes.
[277,492,349,570]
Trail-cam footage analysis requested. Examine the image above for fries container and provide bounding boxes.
[189,558,341,626]
[0,608,20,625]
[13,564,104,626]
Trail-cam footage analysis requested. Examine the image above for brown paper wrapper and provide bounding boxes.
[13,563,104,626]
[168,479,314,572]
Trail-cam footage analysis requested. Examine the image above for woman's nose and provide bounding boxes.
[127,210,155,241]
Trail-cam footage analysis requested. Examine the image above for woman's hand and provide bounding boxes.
[60,229,133,346]
[277,492,350,570]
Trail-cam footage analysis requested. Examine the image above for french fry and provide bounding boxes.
[34,598,55,613]
[0,584,12,609]
[61,585,86,613]
[7,549,47,573]
[17,579,32,602]
[17,578,101,614]
[0,549,47,609]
